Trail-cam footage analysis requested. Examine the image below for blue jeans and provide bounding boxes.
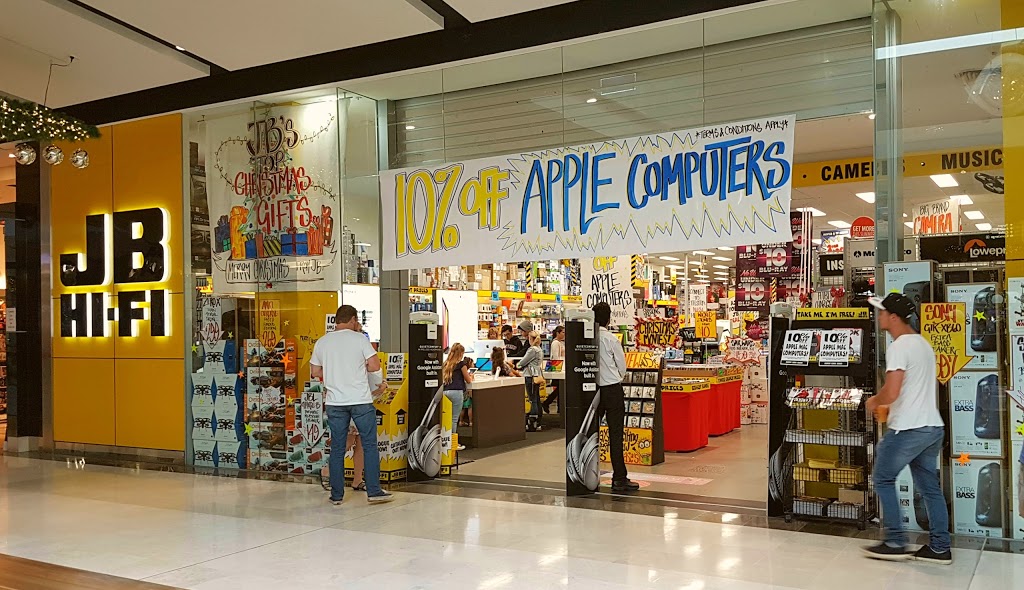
[326,404,384,501]
[873,426,950,551]
[443,390,463,435]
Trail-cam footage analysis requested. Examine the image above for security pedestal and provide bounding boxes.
[565,311,599,496]
[407,318,442,482]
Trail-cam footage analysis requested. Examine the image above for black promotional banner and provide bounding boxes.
[919,232,1006,264]
[565,318,600,496]
[407,322,442,482]
[819,253,844,277]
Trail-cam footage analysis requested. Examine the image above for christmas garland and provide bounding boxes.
[0,96,100,143]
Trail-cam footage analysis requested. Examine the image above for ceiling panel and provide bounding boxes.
[446,0,579,23]
[0,0,207,107]
[82,0,442,70]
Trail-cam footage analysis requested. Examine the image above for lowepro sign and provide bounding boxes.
[58,207,170,337]
[919,232,1006,264]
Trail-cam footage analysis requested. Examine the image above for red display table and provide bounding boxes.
[709,373,744,436]
[661,381,711,452]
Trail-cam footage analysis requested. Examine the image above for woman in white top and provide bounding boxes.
[542,326,565,414]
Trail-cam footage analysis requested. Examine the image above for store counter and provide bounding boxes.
[463,375,527,449]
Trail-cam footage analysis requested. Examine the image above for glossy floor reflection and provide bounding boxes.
[1,455,1021,589]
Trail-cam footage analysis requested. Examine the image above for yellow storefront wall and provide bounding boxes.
[50,114,185,451]
[1003,1,1024,275]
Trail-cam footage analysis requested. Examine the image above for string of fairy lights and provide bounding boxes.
[1,96,99,169]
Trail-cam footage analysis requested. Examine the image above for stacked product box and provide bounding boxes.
[742,354,769,425]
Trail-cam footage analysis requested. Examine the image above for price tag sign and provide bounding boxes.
[780,330,815,366]
[694,310,717,340]
[817,329,851,367]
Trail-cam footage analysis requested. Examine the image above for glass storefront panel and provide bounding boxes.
[185,88,381,474]
[873,0,1022,541]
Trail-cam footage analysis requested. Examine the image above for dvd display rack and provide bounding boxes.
[598,351,665,466]
[771,312,877,529]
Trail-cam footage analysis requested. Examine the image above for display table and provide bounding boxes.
[661,380,711,452]
[462,375,527,449]
[662,363,744,442]
[542,370,566,428]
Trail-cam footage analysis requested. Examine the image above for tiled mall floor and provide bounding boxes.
[457,425,768,503]
[1,455,1021,590]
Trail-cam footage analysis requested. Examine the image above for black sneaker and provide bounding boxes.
[611,479,640,492]
[913,545,953,565]
[862,542,912,561]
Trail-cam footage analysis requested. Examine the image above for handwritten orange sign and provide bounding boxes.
[921,302,972,384]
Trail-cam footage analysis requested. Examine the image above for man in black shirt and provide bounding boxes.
[502,324,525,358]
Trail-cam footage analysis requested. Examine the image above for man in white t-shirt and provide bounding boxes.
[311,304,393,505]
[864,293,950,564]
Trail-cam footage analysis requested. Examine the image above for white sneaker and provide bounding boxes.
[457,444,466,451]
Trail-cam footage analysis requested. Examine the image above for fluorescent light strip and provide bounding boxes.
[660,256,680,261]
[930,174,959,188]
[964,210,984,220]
[796,207,826,217]
[717,246,733,251]
[952,195,973,205]
[876,28,1024,60]
[712,256,731,262]
[828,220,852,228]
[693,250,715,256]
[976,223,992,231]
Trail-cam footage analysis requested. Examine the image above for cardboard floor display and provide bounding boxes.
[948,371,1004,456]
[951,459,1006,538]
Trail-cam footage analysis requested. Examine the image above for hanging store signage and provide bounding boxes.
[919,232,1006,264]
[819,253,844,277]
[634,317,679,349]
[694,310,717,340]
[380,115,796,270]
[582,256,635,326]
[206,103,342,292]
[847,239,876,267]
[58,208,170,338]
[913,198,960,236]
[820,229,847,253]
[850,216,875,239]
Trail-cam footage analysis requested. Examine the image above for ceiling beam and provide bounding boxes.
[407,0,470,28]
[49,0,225,74]
[61,0,767,125]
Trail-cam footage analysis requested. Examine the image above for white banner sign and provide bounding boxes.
[380,115,796,270]
[206,102,343,292]
[818,329,851,367]
[300,388,325,446]
[913,197,960,236]
[582,256,635,326]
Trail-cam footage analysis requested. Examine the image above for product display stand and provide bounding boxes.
[598,352,665,467]
[773,311,877,529]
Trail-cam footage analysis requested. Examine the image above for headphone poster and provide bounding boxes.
[205,101,344,293]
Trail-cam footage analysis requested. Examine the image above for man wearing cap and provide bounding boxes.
[864,293,951,564]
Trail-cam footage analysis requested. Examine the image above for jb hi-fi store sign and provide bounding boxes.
[58,207,170,337]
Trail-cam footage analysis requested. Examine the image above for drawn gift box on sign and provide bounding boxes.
[282,229,309,256]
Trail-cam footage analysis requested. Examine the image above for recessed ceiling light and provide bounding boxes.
[930,174,959,188]
[688,260,702,265]
[952,195,973,205]
[666,264,682,270]
[713,265,729,269]
[660,256,679,261]
[796,207,826,217]
[828,220,852,228]
[904,221,914,229]
[174,45,185,51]
[586,98,598,104]
[856,192,876,203]
[712,256,731,262]
[964,210,984,220]
[693,250,715,256]
[405,125,416,130]
[717,246,733,251]
[976,222,992,231]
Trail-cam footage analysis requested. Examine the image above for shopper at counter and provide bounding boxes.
[311,305,393,505]
[518,331,545,432]
[542,326,565,414]
[491,347,521,378]
[441,343,473,451]
[502,324,526,358]
[864,293,950,565]
[594,302,639,493]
